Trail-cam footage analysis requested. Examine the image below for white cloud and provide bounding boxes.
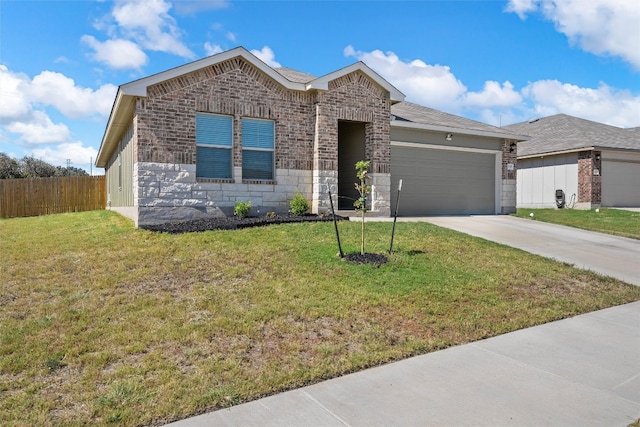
[226,32,237,43]
[505,0,539,19]
[343,46,640,128]
[522,80,640,128]
[6,111,71,145]
[204,42,223,56]
[344,45,467,111]
[506,0,640,69]
[82,35,148,70]
[111,0,195,58]
[250,46,281,68]
[173,0,229,15]
[463,81,523,108]
[0,64,117,168]
[0,66,32,122]
[30,71,117,119]
[31,141,99,168]
[82,0,196,70]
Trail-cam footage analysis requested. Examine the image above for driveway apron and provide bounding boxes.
[423,215,640,286]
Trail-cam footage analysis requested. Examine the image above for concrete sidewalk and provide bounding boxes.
[167,301,640,427]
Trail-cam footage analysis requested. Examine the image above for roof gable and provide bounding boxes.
[120,47,307,97]
[97,47,405,167]
[307,62,404,102]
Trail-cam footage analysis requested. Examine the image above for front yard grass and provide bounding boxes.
[2,210,639,426]
[514,208,640,239]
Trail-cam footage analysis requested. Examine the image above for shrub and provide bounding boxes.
[290,192,310,216]
[234,200,252,218]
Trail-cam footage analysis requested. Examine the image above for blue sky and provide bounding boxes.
[1,0,638,173]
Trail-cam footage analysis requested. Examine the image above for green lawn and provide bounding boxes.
[2,211,639,426]
[514,208,640,240]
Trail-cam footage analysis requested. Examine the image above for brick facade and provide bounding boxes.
[131,57,392,224]
[501,139,518,214]
[99,48,524,226]
[577,150,601,208]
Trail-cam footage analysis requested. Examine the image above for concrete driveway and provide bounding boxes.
[422,215,640,286]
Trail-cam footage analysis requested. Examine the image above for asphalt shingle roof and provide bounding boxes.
[391,102,520,137]
[275,67,316,83]
[503,114,640,157]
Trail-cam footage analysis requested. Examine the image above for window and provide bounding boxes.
[196,113,232,179]
[242,118,274,180]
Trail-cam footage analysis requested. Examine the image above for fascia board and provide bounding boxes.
[96,91,134,167]
[518,146,640,160]
[517,147,595,159]
[120,47,307,97]
[307,62,405,102]
[391,120,529,141]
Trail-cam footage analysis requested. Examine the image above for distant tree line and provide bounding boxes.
[0,152,88,179]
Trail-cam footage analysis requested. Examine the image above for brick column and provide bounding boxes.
[311,104,338,213]
[577,150,601,209]
[501,139,518,214]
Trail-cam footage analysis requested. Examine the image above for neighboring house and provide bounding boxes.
[504,115,640,209]
[96,47,526,226]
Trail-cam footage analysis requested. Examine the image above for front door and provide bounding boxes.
[338,121,366,210]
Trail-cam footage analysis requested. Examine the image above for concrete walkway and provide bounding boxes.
[167,216,640,427]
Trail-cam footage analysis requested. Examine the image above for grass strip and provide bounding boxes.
[514,208,640,239]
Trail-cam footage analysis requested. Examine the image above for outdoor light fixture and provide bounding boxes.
[595,154,601,161]
[446,133,453,141]
[509,142,516,152]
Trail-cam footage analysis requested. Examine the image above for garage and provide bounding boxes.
[390,142,498,215]
[602,157,640,207]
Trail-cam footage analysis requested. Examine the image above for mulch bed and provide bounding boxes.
[140,213,350,234]
[343,252,389,266]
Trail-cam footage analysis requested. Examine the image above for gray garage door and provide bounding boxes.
[391,145,496,215]
[602,160,640,207]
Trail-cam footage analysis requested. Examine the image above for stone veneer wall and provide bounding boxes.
[370,173,391,216]
[577,150,601,209]
[501,139,518,214]
[135,161,313,225]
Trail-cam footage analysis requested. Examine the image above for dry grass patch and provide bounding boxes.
[1,211,639,426]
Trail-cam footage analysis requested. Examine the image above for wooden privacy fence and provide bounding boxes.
[0,176,106,218]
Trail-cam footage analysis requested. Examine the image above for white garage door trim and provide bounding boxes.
[391,141,502,214]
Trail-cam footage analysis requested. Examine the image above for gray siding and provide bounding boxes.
[517,153,579,208]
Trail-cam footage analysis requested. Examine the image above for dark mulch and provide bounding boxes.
[140,213,349,234]
[343,252,389,266]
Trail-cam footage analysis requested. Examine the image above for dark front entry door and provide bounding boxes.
[338,121,366,210]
